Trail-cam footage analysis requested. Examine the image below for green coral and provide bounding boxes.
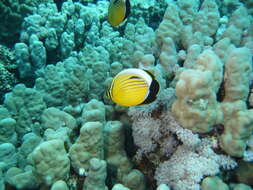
[0,0,53,45]
[4,84,46,137]
[201,176,229,190]
[0,0,33,45]
[0,45,17,103]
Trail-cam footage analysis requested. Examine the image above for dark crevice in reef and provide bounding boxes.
[46,48,61,65]
[247,80,253,109]
[216,65,226,102]
[54,0,79,11]
[135,155,157,190]
[216,80,226,102]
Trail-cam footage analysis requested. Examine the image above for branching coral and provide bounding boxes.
[0,45,17,103]
[129,103,237,190]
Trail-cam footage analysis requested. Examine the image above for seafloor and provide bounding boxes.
[0,0,253,190]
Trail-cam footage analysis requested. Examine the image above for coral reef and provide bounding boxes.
[82,158,108,190]
[201,176,229,190]
[0,45,17,103]
[69,121,104,173]
[0,1,34,45]
[129,103,237,190]
[51,180,69,190]
[4,84,46,138]
[30,139,70,186]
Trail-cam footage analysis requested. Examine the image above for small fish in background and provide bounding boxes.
[108,0,131,26]
[107,68,160,107]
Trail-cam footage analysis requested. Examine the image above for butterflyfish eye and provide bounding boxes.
[107,68,160,107]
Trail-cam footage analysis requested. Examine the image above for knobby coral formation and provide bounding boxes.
[0,45,17,103]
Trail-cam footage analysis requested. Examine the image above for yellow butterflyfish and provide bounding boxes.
[107,68,160,107]
[108,0,131,26]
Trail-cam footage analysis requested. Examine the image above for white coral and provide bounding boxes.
[155,145,219,190]
[155,138,237,190]
[129,103,202,157]
[132,117,162,154]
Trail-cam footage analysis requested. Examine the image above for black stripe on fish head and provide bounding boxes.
[143,69,155,79]
[139,79,160,105]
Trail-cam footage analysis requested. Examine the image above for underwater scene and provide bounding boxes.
[0,0,253,190]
